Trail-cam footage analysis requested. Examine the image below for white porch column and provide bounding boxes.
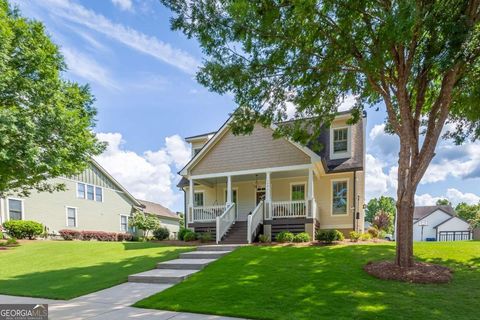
[188,178,194,224]
[226,175,232,205]
[265,172,272,220]
[307,168,315,219]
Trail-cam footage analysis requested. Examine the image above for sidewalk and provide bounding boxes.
[0,282,244,319]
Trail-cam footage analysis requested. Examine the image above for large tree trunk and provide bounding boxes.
[395,189,415,267]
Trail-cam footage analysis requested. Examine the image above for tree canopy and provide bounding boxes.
[455,201,480,222]
[0,0,103,197]
[365,196,396,223]
[436,199,452,206]
[162,0,480,267]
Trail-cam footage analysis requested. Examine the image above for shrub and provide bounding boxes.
[81,230,99,241]
[3,220,43,239]
[367,227,379,239]
[178,228,189,241]
[117,233,133,241]
[276,231,294,243]
[0,231,3,239]
[334,230,345,241]
[360,233,372,241]
[198,232,213,243]
[153,227,170,240]
[316,229,343,243]
[183,231,197,242]
[293,232,310,243]
[59,229,82,240]
[5,238,18,246]
[258,234,270,243]
[349,231,361,242]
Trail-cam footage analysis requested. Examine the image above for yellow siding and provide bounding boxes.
[191,124,311,175]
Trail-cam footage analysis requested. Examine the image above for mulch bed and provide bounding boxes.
[364,260,453,284]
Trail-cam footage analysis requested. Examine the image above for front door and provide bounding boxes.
[256,187,266,206]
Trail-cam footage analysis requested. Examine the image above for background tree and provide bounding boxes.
[455,202,480,222]
[365,196,396,223]
[0,0,104,197]
[129,212,160,239]
[372,210,393,233]
[162,0,480,268]
[436,199,452,206]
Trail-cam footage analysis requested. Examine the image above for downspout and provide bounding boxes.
[182,187,187,228]
[353,170,357,232]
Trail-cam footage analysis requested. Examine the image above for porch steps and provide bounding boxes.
[128,245,236,285]
[220,221,249,244]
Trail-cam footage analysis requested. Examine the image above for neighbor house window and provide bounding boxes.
[194,192,204,207]
[66,207,77,227]
[120,215,128,232]
[333,128,348,153]
[291,184,306,201]
[87,185,94,200]
[8,199,23,220]
[95,187,103,202]
[332,181,348,215]
[77,183,86,199]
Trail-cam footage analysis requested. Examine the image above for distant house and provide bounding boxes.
[138,199,180,239]
[0,159,176,237]
[413,205,471,241]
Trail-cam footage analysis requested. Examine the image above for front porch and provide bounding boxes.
[185,165,318,243]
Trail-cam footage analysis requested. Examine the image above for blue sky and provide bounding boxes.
[14,0,480,212]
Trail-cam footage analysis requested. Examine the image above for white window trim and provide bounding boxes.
[289,182,307,201]
[120,214,129,232]
[331,179,349,216]
[95,186,104,203]
[330,126,351,160]
[86,184,95,201]
[65,206,78,227]
[6,197,25,221]
[193,191,205,207]
[77,183,86,199]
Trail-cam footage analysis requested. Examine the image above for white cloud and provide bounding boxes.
[111,0,133,11]
[415,188,480,206]
[62,47,117,89]
[365,154,389,200]
[40,0,199,74]
[94,132,190,211]
[338,94,357,111]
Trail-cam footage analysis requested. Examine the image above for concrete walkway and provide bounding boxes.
[0,245,245,319]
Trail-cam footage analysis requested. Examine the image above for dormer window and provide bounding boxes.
[333,128,348,153]
[330,126,351,159]
[193,148,202,156]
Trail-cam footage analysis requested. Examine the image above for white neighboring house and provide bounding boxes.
[413,205,471,241]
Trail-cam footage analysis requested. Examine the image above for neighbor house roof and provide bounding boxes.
[413,205,456,220]
[138,199,179,220]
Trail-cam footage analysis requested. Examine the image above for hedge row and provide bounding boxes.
[58,229,133,241]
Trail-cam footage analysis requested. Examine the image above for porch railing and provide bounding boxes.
[193,204,226,222]
[272,200,307,218]
[216,203,236,244]
[248,201,264,244]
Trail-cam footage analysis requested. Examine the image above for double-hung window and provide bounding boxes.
[291,184,306,201]
[8,199,23,220]
[194,192,204,207]
[77,183,86,199]
[332,181,348,215]
[95,187,103,202]
[333,128,349,154]
[87,185,95,200]
[120,215,128,232]
[66,207,77,227]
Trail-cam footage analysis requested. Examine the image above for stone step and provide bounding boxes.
[180,251,231,259]
[128,269,197,284]
[197,245,241,252]
[156,258,216,270]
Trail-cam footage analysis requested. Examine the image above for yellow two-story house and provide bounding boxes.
[178,110,366,243]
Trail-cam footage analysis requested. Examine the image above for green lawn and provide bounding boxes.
[135,241,480,320]
[0,241,194,299]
